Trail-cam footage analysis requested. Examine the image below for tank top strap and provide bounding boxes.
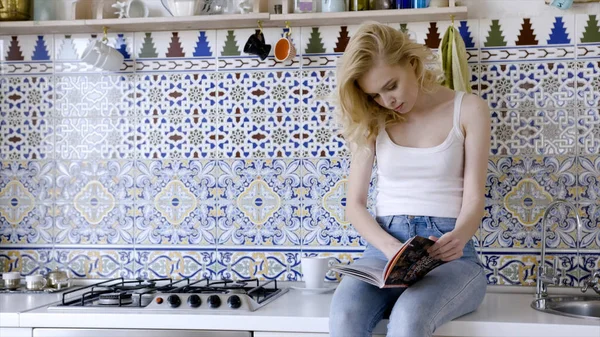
[452,91,466,140]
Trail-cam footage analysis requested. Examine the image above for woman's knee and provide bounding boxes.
[329,300,371,337]
[386,306,433,337]
[329,278,391,337]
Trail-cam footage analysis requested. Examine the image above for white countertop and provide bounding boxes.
[12,284,600,337]
[0,292,66,327]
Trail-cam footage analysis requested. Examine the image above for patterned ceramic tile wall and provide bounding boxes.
[1,15,599,286]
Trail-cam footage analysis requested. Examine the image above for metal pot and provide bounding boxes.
[0,0,33,21]
[46,269,70,289]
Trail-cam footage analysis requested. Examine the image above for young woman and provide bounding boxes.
[329,22,490,337]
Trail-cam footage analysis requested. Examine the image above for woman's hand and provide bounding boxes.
[383,240,405,261]
[427,229,471,262]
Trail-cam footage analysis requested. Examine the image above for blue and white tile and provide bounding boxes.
[54,117,136,160]
[136,115,218,159]
[408,19,480,61]
[299,25,361,68]
[134,249,217,280]
[1,161,55,245]
[55,74,135,117]
[301,69,336,114]
[216,249,301,281]
[264,71,303,114]
[0,204,53,245]
[54,33,135,73]
[490,109,576,156]
[217,71,301,115]
[54,160,136,204]
[575,14,600,59]
[217,159,302,246]
[1,76,54,118]
[0,161,54,203]
[0,118,54,160]
[480,16,576,62]
[480,252,581,287]
[217,27,301,71]
[302,158,365,247]
[0,35,54,74]
[134,160,218,245]
[135,72,218,116]
[580,253,600,286]
[578,155,600,250]
[0,248,54,276]
[218,114,303,159]
[54,248,134,279]
[302,114,349,158]
[133,30,217,72]
[54,203,134,245]
[483,156,578,249]
[577,108,600,155]
[576,60,600,108]
[579,200,600,250]
[480,61,577,110]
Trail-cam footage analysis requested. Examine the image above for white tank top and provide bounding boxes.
[375,91,465,218]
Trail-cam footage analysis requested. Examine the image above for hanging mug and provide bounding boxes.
[244,29,271,61]
[274,28,296,63]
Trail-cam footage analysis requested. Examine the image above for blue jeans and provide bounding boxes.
[329,215,487,337]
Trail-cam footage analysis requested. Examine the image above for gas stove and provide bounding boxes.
[48,277,288,312]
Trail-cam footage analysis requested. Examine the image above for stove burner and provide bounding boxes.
[53,277,287,311]
[98,292,133,305]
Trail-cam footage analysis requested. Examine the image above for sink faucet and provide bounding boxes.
[581,270,600,295]
[536,199,582,299]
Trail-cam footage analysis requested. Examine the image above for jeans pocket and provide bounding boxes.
[375,215,394,229]
[430,217,457,237]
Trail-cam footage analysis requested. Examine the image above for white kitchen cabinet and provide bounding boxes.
[254,333,385,337]
[0,328,33,337]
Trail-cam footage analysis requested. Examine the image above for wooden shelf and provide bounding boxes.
[0,13,271,35]
[269,6,468,27]
[0,7,467,35]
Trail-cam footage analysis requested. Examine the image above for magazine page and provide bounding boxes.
[383,236,443,287]
[330,258,388,287]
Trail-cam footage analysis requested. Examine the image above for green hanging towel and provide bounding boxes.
[439,24,471,93]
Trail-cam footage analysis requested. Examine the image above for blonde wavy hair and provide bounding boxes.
[333,22,443,154]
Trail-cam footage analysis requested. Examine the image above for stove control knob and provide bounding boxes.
[167,295,181,308]
[227,295,242,309]
[187,294,201,308]
[207,295,221,308]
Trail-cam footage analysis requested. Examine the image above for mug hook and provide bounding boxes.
[257,20,263,34]
[284,21,292,37]
[102,26,109,44]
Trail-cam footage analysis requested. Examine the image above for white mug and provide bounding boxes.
[161,0,201,16]
[94,43,124,71]
[301,256,332,289]
[126,0,150,18]
[26,274,47,291]
[81,40,124,71]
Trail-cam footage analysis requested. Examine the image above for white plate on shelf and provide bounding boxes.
[290,284,337,294]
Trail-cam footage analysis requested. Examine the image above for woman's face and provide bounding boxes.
[356,60,419,115]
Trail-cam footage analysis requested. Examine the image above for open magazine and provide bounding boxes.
[330,236,446,288]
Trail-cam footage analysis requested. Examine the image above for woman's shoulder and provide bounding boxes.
[458,92,490,131]
[459,92,488,112]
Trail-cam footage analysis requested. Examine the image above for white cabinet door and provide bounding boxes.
[254,333,385,337]
[0,328,33,337]
[254,333,327,337]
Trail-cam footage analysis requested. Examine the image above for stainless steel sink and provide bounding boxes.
[532,296,600,320]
